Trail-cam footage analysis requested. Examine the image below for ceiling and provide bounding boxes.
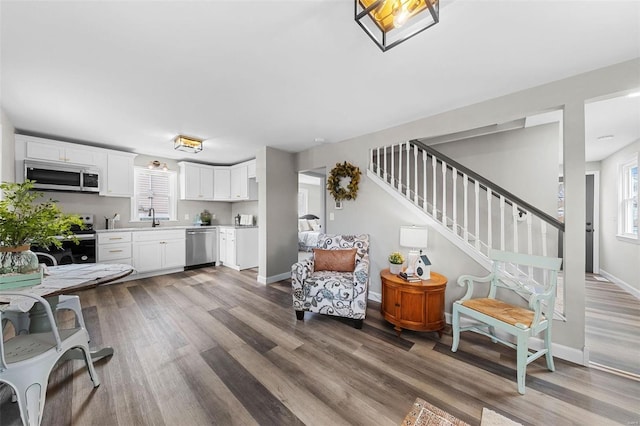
[1,0,639,165]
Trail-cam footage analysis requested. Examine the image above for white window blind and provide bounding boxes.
[620,157,638,238]
[133,168,177,221]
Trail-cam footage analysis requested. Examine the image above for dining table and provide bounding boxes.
[0,263,134,360]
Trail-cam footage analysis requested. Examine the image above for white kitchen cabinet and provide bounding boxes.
[213,167,231,200]
[132,230,186,273]
[179,162,214,200]
[97,232,133,265]
[102,151,136,197]
[218,226,258,271]
[22,135,96,165]
[247,159,256,179]
[230,164,248,200]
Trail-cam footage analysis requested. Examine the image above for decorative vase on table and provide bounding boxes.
[388,251,405,275]
[389,262,402,275]
[0,245,39,275]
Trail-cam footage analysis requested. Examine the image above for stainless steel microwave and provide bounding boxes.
[24,160,100,193]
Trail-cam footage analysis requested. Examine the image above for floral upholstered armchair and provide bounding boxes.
[291,234,370,329]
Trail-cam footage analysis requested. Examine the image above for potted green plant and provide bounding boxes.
[388,251,405,275]
[0,180,83,282]
[200,209,212,226]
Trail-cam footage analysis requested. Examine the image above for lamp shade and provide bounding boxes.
[399,225,428,248]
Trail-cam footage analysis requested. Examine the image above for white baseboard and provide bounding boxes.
[258,271,290,285]
[599,269,640,300]
[444,313,589,366]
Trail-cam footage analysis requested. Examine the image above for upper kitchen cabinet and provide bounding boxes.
[230,164,248,200]
[214,160,257,201]
[178,161,215,200]
[100,151,137,197]
[213,167,231,200]
[19,135,97,165]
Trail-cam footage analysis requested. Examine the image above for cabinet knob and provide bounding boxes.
[395,303,400,307]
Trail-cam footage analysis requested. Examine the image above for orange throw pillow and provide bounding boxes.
[313,248,357,272]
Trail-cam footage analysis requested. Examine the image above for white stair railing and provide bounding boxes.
[368,140,566,318]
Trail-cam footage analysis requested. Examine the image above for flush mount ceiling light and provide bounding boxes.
[174,135,203,153]
[355,0,439,52]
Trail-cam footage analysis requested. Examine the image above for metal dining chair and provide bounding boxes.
[2,253,87,335]
[0,291,100,426]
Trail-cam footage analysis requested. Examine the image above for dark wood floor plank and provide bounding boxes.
[201,345,304,426]
[209,308,277,353]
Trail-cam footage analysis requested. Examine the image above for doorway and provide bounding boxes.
[297,168,326,260]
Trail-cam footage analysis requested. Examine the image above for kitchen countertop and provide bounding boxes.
[95,225,257,233]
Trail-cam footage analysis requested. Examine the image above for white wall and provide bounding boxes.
[258,147,298,283]
[599,139,640,292]
[0,109,16,185]
[299,182,323,219]
[435,123,559,218]
[295,58,640,361]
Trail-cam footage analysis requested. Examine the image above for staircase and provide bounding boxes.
[367,139,566,317]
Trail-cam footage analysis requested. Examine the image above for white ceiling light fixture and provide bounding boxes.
[596,135,615,141]
[174,135,203,153]
[355,0,439,52]
[147,160,169,171]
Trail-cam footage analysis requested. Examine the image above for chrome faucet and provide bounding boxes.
[148,207,159,227]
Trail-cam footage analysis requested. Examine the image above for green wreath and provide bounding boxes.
[327,161,361,201]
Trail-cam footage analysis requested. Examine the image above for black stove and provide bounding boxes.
[33,213,97,265]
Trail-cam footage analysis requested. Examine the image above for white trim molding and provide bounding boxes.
[258,271,291,285]
[600,269,640,300]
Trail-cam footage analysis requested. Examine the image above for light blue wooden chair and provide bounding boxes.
[451,249,563,394]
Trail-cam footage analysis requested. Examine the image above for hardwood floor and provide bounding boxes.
[585,273,640,377]
[1,266,639,425]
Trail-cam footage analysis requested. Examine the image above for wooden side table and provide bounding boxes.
[380,268,447,337]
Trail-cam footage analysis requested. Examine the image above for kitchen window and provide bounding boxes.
[619,154,638,241]
[131,167,177,222]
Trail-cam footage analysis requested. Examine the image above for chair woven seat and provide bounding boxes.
[461,298,539,328]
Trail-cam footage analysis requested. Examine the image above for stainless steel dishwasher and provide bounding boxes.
[186,227,217,268]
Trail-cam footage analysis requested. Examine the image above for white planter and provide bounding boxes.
[389,263,402,274]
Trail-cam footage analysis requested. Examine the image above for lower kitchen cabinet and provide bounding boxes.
[97,231,132,265]
[218,226,258,271]
[132,230,186,273]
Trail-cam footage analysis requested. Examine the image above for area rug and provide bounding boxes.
[480,408,523,426]
[402,398,523,426]
[401,398,470,426]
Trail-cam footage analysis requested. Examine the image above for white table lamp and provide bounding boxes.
[399,225,428,276]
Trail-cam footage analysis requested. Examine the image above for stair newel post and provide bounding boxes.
[526,210,533,255]
[405,142,411,198]
[432,155,437,217]
[413,145,419,205]
[391,144,395,189]
[474,180,480,250]
[487,188,492,254]
[463,175,469,243]
[512,202,520,253]
[422,151,428,211]
[452,167,458,236]
[442,161,447,224]
[500,195,506,251]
